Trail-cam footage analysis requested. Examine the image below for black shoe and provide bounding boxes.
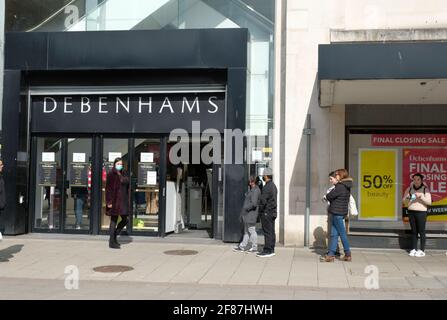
[256,251,276,258]
[109,240,120,249]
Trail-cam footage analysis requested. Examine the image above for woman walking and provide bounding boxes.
[322,169,353,262]
[403,173,431,257]
[105,158,130,249]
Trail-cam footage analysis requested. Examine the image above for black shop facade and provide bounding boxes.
[1,29,248,242]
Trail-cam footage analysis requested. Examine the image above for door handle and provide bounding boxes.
[19,193,24,204]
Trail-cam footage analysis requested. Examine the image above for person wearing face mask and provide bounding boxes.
[105,157,130,249]
[233,176,261,253]
[403,173,432,257]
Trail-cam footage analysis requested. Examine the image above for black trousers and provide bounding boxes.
[408,210,427,251]
[0,209,4,233]
[109,215,129,240]
[260,213,276,253]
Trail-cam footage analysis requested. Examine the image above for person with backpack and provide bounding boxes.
[322,169,353,262]
[403,173,432,257]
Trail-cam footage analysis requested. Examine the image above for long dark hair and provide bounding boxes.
[113,157,123,167]
[113,157,128,177]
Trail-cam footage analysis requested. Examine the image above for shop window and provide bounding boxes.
[349,132,447,234]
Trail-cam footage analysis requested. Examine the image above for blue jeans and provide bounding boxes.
[328,215,350,256]
[75,197,84,226]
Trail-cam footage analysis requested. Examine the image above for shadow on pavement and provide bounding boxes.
[118,236,133,245]
[0,244,24,262]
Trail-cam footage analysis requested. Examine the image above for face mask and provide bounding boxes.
[115,164,123,171]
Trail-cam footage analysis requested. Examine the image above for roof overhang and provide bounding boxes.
[318,42,447,107]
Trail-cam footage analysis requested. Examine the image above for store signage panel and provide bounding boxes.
[358,149,398,221]
[403,148,447,221]
[42,152,55,162]
[69,163,89,187]
[73,153,86,163]
[32,93,226,133]
[141,153,154,163]
[138,162,157,187]
[371,134,447,147]
[38,162,57,186]
[108,152,122,162]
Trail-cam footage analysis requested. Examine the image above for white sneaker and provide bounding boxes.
[415,250,426,257]
[409,249,417,257]
[247,247,258,253]
[0,232,2,241]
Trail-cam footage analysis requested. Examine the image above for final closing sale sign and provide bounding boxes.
[403,148,447,221]
[359,149,398,221]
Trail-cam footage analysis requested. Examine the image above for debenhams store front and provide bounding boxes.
[1,29,249,242]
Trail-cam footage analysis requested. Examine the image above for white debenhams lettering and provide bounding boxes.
[139,97,152,113]
[64,97,73,113]
[41,95,221,115]
[98,97,108,113]
[116,97,130,113]
[182,96,200,113]
[208,96,219,113]
[81,97,91,113]
[43,97,57,113]
[159,97,174,113]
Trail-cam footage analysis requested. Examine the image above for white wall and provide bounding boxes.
[279,0,447,246]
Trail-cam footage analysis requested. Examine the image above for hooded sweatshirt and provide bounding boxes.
[325,178,353,216]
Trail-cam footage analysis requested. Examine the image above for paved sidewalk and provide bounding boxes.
[1,235,447,299]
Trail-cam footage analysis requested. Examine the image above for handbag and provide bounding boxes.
[349,195,359,216]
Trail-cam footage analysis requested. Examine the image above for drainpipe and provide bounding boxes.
[303,114,315,247]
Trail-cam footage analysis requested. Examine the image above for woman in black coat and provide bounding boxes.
[322,168,353,262]
[105,157,130,249]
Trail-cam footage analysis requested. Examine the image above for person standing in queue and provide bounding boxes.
[322,168,353,262]
[257,168,277,258]
[403,173,431,257]
[233,176,261,253]
[106,157,130,249]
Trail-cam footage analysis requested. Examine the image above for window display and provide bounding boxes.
[349,132,447,233]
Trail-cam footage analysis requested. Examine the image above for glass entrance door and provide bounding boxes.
[32,136,167,236]
[33,137,64,231]
[131,138,162,234]
[32,137,94,233]
[64,138,93,231]
[101,138,130,231]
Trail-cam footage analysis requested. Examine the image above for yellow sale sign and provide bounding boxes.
[359,149,398,221]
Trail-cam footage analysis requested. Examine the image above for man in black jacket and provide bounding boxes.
[257,168,277,257]
[0,160,5,240]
